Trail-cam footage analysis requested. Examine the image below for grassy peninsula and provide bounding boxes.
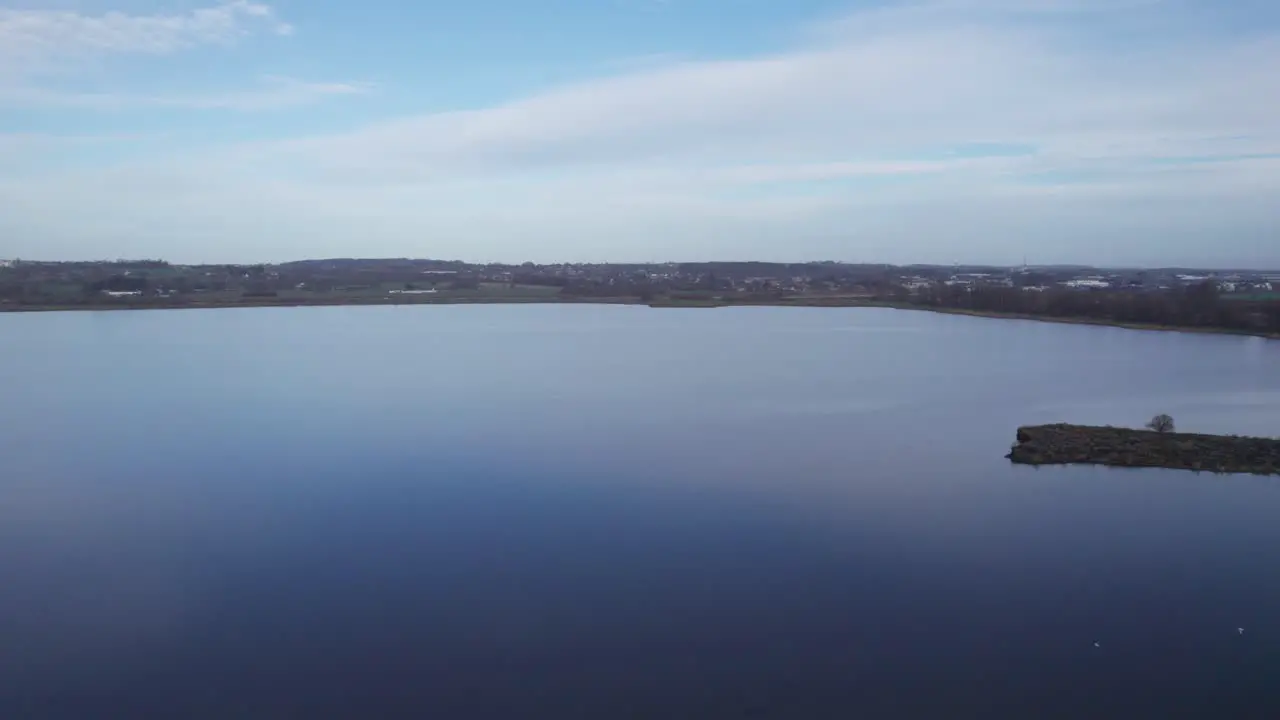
[1008,424,1280,476]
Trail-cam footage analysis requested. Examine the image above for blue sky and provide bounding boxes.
[1,0,1278,266]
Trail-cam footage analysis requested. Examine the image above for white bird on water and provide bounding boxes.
[1094,642,1101,648]
[1239,628,1245,635]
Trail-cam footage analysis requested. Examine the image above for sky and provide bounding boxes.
[0,0,1277,266]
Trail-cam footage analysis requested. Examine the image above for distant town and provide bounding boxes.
[3,257,1277,299]
[2,257,1279,336]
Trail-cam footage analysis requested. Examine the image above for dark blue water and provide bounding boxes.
[2,305,1279,718]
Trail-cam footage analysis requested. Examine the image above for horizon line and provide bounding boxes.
[4,258,1279,273]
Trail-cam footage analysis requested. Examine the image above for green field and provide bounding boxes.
[239,281,564,302]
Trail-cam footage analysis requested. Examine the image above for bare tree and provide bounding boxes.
[1146,414,1175,433]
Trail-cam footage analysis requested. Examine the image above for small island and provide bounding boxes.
[1008,423,1280,476]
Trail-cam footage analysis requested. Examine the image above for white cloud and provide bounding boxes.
[0,1,289,68]
[0,2,363,111]
[274,29,1041,181]
[925,0,1165,13]
[0,131,140,162]
[260,13,1277,192]
[4,75,372,111]
[1,0,1278,265]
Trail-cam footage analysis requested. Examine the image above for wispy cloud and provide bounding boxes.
[0,1,291,69]
[0,131,145,156]
[3,75,372,111]
[926,0,1166,13]
[269,14,1277,186]
[603,52,689,73]
[0,2,366,112]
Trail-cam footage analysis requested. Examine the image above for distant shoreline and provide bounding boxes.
[652,297,1280,339]
[869,303,1280,340]
[2,295,1277,340]
[0,296,640,313]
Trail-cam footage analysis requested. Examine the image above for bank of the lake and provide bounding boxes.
[652,298,1280,339]
[0,295,641,313]
[5,294,1278,340]
[880,303,1280,340]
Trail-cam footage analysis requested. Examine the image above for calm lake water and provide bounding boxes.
[2,305,1279,719]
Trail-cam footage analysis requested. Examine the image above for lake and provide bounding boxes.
[2,305,1279,718]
